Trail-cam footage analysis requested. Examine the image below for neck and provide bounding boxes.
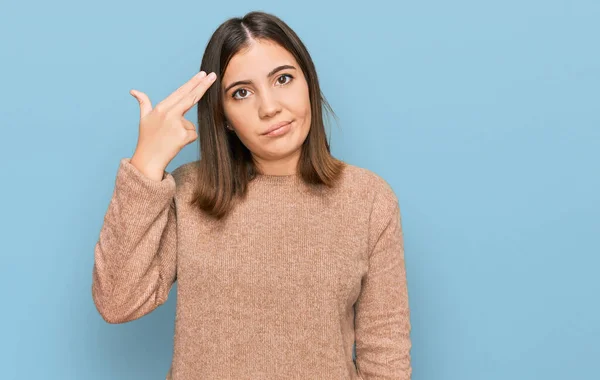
[253,150,301,176]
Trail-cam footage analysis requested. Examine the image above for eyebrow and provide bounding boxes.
[223,64,297,94]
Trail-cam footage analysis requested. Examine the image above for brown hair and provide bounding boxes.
[190,11,345,219]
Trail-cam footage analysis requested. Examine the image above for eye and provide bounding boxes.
[232,88,251,101]
[276,73,293,85]
[231,74,294,101]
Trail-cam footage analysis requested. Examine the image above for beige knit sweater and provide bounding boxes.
[91,157,412,379]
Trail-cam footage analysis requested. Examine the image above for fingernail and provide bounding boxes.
[197,71,207,78]
[207,72,216,80]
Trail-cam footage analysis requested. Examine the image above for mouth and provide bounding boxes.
[262,120,293,136]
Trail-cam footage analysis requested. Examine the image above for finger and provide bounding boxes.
[130,90,152,119]
[182,119,196,131]
[184,129,198,146]
[171,72,217,115]
[182,120,198,145]
[157,71,207,110]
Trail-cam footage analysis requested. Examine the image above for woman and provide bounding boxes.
[92,11,412,380]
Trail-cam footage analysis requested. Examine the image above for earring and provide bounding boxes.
[226,124,234,131]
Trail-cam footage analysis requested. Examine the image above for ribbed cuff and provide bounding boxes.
[114,158,176,212]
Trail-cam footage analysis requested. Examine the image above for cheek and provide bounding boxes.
[301,91,311,127]
[223,102,252,131]
[289,84,311,121]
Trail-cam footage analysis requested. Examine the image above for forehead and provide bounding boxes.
[222,39,298,82]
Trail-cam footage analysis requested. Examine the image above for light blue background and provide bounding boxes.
[1,0,598,379]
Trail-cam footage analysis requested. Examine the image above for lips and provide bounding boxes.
[262,120,292,135]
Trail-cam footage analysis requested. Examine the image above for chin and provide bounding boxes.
[260,145,302,161]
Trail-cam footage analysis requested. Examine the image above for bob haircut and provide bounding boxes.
[191,11,346,219]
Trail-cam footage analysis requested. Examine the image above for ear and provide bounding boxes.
[224,117,234,130]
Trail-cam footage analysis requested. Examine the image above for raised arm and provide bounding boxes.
[91,158,182,324]
[92,69,216,323]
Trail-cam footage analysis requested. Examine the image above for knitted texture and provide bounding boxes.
[92,157,412,379]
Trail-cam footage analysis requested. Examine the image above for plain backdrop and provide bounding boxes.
[1,0,598,379]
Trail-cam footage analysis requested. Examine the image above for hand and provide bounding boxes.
[129,71,217,180]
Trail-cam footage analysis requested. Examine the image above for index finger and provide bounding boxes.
[157,71,207,110]
[171,72,217,115]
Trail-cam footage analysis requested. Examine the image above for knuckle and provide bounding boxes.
[177,126,188,140]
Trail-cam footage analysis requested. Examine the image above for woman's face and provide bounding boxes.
[221,39,311,174]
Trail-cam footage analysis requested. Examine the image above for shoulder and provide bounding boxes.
[169,159,201,192]
[336,163,402,250]
[337,162,399,208]
[337,162,401,238]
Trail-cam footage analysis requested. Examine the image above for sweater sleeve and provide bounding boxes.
[354,187,412,379]
[91,157,182,324]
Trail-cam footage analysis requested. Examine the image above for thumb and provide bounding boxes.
[130,89,152,119]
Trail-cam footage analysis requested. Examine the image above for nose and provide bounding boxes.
[258,89,282,119]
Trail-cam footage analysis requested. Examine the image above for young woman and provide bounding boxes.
[92,11,412,380]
